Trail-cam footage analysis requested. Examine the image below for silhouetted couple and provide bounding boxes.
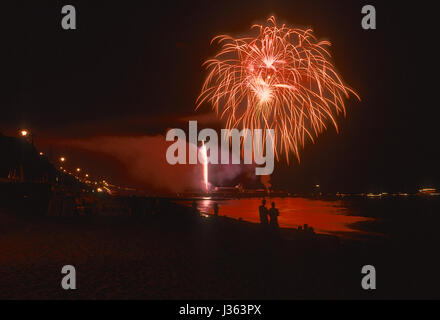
[259,199,279,230]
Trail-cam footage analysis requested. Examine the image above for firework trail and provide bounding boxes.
[196,16,360,162]
[200,140,209,192]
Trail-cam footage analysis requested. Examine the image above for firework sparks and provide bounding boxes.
[200,140,209,192]
[196,16,360,162]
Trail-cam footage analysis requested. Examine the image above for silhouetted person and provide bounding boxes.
[152,198,160,215]
[259,199,269,226]
[268,202,279,230]
[192,200,199,215]
[213,202,219,216]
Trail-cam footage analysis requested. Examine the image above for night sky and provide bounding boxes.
[2,1,439,193]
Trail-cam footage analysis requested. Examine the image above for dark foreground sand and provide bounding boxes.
[0,201,438,299]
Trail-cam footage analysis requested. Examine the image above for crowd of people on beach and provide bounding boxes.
[47,192,313,236]
[193,198,315,235]
[192,198,280,231]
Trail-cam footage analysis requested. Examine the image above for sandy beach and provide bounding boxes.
[0,200,361,300]
[1,195,440,300]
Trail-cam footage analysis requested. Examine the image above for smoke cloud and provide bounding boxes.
[50,135,256,193]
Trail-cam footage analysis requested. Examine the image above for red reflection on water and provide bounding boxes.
[180,197,373,235]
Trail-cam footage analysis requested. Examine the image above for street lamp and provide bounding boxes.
[19,129,34,144]
[60,157,66,162]
[76,168,81,172]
